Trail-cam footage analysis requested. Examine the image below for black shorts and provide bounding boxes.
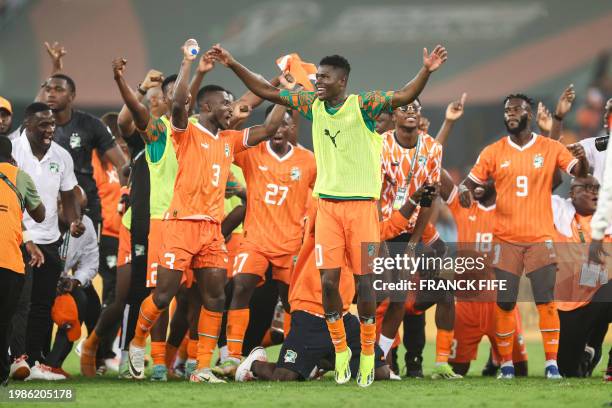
[276,311,385,380]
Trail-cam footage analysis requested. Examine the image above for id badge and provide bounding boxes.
[393,187,408,210]
[579,263,599,288]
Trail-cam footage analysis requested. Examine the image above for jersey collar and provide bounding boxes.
[194,121,219,140]
[266,140,294,162]
[506,132,537,151]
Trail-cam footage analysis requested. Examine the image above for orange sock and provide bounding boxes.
[165,343,178,368]
[178,336,188,361]
[537,302,560,361]
[326,318,347,353]
[360,322,376,356]
[435,329,454,363]
[187,338,198,360]
[80,331,99,377]
[132,295,163,347]
[151,341,166,366]
[227,308,250,359]
[261,329,273,347]
[495,305,516,363]
[197,308,223,369]
[283,312,292,338]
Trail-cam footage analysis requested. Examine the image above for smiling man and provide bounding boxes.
[208,43,447,387]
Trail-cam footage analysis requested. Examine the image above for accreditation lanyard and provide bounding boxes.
[393,134,421,210]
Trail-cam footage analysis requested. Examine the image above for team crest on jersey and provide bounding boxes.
[224,143,230,157]
[49,162,60,173]
[135,244,145,257]
[106,255,117,269]
[417,155,427,166]
[290,167,301,181]
[284,349,298,363]
[70,133,81,148]
[533,154,544,169]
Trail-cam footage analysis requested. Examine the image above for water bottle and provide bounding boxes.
[186,40,199,56]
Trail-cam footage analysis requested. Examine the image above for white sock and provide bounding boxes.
[219,345,229,363]
[378,334,394,358]
[545,359,558,368]
[120,350,128,364]
[501,360,514,368]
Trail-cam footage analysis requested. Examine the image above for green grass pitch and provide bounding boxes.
[3,341,610,408]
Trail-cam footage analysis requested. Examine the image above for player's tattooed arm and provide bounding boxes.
[391,45,448,109]
[207,44,287,106]
[435,93,467,146]
[172,39,198,131]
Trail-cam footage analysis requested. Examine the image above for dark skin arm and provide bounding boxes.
[390,46,448,108]
[27,202,45,223]
[438,168,456,202]
[221,205,246,241]
[244,104,287,146]
[172,40,198,130]
[60,189,85,237]
[567,143,589,178]
[188,54,215,114]
[435,93,466,146]
[113,58,150,135]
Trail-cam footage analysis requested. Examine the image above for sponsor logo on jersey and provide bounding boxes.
[500,160,511,168]
[258,165,268,171]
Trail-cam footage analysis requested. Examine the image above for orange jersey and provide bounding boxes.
[92,152,121,238]
[235,142,316,254]
[380,131,442,232]
[289,198,355,316]
[446,185,496,243]
[468,134,577,243]
[167,122,249,222]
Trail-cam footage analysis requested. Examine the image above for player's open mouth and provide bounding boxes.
[316,87,326,96]
[42,135,53,144]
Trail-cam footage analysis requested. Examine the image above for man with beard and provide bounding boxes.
[459,93,588,379]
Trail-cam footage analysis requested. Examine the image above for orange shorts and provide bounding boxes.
[422,223,440,246]
[226,232,244,279]
[492,239,556,276]
[449,301,527,364]
[147,219,195,288]
[117,223,131,268]
[157,219,229,277]
[232,239,295,285]
[314,198,380,274]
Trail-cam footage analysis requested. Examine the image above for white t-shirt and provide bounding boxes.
[579,136,607,183]
[12,136,78,244]
[60,215,99,286]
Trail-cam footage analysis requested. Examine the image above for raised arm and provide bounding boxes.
[113,58,150,135]
[435,93,466,146]
[550,84,576,141]
[35,41,67,101]
[188,54,215,114]
[391,45,447,109]
[172,39,198,130]
[207,44,287,106]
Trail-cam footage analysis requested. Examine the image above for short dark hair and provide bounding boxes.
[161,74,178,96]
[24,102,52,119]
[49,73,76,93]
[319,55,351,77]
[504,93,534,109]
[197,84,227,106]
[0,135,12,161]
[101,112,119,138]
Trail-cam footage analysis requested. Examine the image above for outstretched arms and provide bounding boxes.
[172,39,199,131]
[390,46,448,108]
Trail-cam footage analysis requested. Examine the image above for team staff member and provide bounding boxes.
[0,96,20,140]
[10,102,85,376]
[0,136,45,383]
[37,43,127,230]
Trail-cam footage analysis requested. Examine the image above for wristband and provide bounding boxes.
[22,230,32,243]
[553,113,564,121]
